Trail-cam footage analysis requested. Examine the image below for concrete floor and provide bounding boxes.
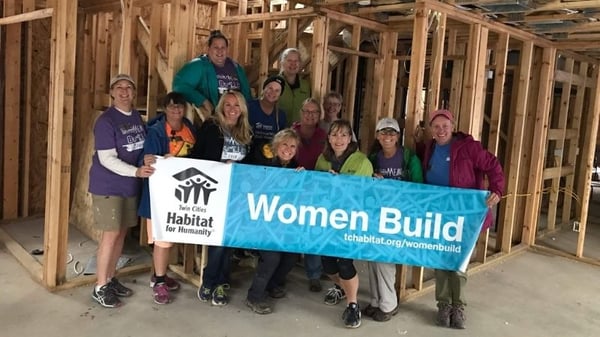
[2,245,600,337]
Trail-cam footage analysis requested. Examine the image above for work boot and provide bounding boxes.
[436,302,452,327]
[450,304,466,329]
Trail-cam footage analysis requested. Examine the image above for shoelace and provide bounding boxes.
[214,284,230,296]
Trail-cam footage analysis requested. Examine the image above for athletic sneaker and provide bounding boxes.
[92,284,122,308]
[342,302,361,328]
[152,283,171,305]
[150,275,180,291]
[324,285,346,305]
[108,277,133,297]
[211,284,230,306]
[197,285,212,302]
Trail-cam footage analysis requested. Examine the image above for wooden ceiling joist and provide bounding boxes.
[0,8,53,25]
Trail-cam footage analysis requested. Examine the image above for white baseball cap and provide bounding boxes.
[376,118,400,132]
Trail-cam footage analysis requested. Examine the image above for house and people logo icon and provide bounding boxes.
[172,167,218,206]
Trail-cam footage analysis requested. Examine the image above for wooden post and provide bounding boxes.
[501,41,533,253]
[342,24,360,123]
[258,19,271,88]
[561,62,589,224]
[212,0,227,31]
[310,15,329,101]
[521,52,557,248]
[21,0,36,217]
[487,33,509,156]
[380,31,399,118]
[2,0,22,219]
[167,0,196,91]
[404,1,428,149]
[575,67,600,257]
[146,2,161,120]
[93,13,109,109]
[547,58,574,231]
[118,0,134,74]
[426,12,446,113]
[43,0,77,288]
[458,23,488,139]
[233,0,248,64]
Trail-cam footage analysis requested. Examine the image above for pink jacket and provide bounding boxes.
[419,132,505,230]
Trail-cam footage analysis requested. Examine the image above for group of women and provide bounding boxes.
[89,30,504,331]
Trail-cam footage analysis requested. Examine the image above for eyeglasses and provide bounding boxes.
[329,132,350,138]
[378,130,399,136]
[302,109,320,116]
[166,103,185,110]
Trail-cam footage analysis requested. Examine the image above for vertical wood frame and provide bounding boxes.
[42,0,77,288]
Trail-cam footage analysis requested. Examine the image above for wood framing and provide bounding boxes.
[2,0,600,295]
[42,0,77,288]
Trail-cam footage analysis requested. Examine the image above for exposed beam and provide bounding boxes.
[319,7,389,32]
[220,7,316,24]
[0,8,53,25]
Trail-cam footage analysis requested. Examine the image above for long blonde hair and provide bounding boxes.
[213,91,252,145]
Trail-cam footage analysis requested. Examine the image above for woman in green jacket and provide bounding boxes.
[278,48,312,126]
[315,119,373,329]
[173,30,251,117]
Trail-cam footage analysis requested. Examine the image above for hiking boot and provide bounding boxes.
[268,286,286,299]
[152,283,171,305]
[342,302,361,328]
[211,284,230,306]
[92,284,122,308]
[308,279,322,292]
[436,303,452,327]
[246,299,273,315]
[362,304,378,317]
[150,275,180,291]
[450,304,466,329]
[324,285,346,305]
[108,277,133,297]
[197,285,212,303]
[372,306,399,322]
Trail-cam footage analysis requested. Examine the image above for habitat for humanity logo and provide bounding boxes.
[172,167,218,205]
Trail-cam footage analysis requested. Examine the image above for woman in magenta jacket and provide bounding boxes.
[418,109,504,330]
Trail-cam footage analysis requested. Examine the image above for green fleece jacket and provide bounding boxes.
[172,55,251,107]
[278,75,311,126]
[315,151,374,177]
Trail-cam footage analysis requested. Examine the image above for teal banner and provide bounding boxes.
[150,158,490,272]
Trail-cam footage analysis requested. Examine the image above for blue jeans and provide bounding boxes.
[202,246,232,289]
[304,254,322,280]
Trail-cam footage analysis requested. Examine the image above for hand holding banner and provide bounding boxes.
[149,157,490,272]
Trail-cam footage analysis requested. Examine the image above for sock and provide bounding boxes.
[95,284,103,292]
[154,274,166,285]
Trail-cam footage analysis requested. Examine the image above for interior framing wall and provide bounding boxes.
[1,0,599,294]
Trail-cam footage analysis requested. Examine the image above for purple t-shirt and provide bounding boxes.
[214,59,241,96]
[88,106,145,197]
[377,149,405,180]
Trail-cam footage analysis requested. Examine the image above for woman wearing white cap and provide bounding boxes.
[88,74,154,308]
[362,117,423,322]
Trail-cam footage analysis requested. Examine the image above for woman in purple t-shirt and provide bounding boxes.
[88,74,154,308]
